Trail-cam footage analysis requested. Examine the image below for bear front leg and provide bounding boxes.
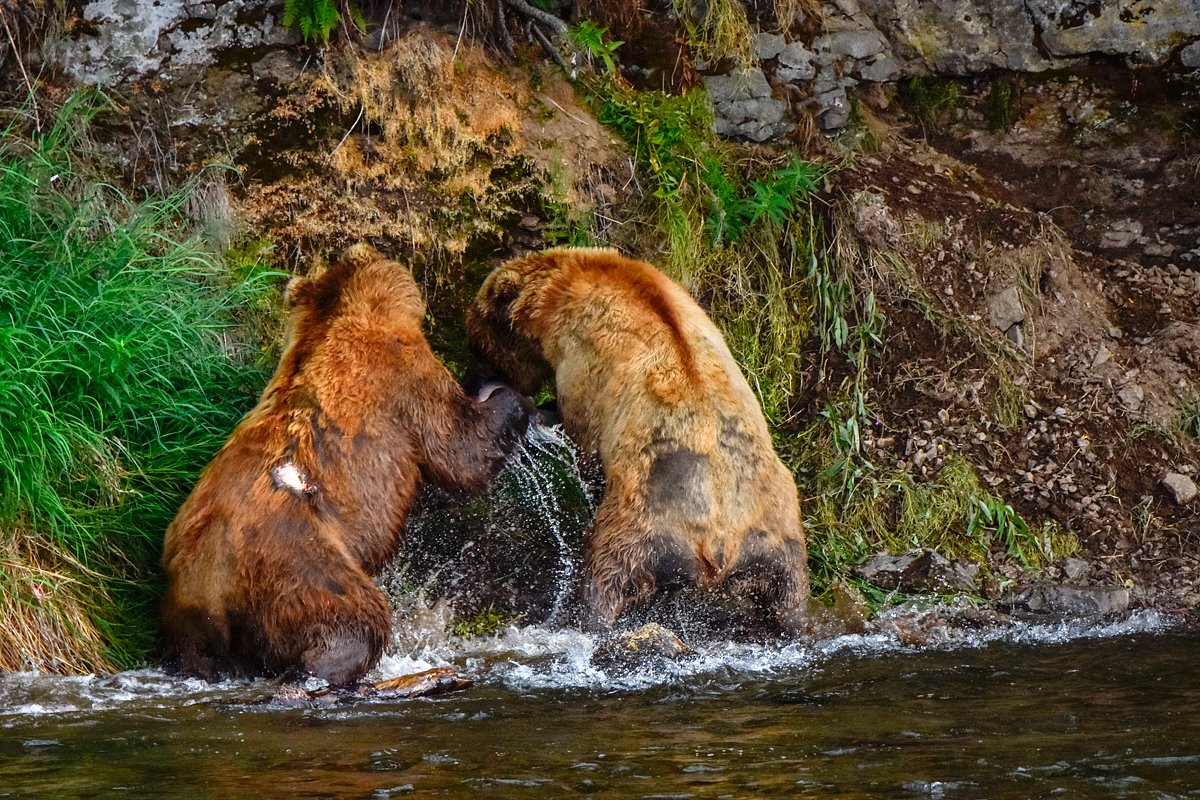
[418,380,533,496]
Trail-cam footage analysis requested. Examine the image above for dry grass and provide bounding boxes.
[243,26,631,268]
[672,0,754,67]
[0,530,120,673]
[772,0,822,31]
[330,28,523,196]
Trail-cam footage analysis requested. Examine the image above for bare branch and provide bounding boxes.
[501,0,569,38]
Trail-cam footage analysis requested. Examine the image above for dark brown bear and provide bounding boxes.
[466,247,809,630]
[161,244,529,685]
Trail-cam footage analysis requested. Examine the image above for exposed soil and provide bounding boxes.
[824,71,1200,613]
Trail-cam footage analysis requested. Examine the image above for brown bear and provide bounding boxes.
[161,244,530,685]
[466,246,809,631]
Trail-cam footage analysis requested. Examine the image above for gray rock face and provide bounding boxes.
[1026,0,1200,65]
[51,0,289,86]
[704,69,794,142]
[857,0,1052,74]
[858,0,1200,73]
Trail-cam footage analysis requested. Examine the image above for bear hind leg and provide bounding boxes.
[302,630,379,687]
[582,508,705,629]
[720,530,809,627]
[264,574,392,686]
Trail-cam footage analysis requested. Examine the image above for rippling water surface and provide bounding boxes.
[2,613,1198,799]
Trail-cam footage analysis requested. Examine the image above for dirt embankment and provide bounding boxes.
[826,72,1200,612]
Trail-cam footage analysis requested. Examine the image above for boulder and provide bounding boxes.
[854,549,979,594]
[591,623,696,671]
[996,584,1131,618]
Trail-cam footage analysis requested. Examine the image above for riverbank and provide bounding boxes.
[0,0,1197,671]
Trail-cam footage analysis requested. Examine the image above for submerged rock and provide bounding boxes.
[591,623,696,671]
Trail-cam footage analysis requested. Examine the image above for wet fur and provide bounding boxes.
[467,247,809,630]
[161,245,529,685]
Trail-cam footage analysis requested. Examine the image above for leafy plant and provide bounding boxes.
[568,21,623,75]
[967,496,1034,566]
[281,0,364,43]
[451,605,516,640]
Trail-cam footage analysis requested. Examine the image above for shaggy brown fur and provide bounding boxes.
[467,247,809,629]
[161,245,529,685]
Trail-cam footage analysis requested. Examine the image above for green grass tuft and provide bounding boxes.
[0,91,279,672]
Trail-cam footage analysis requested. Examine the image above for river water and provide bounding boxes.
[2,612,1197,800]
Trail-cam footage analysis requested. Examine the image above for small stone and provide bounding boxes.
[591,623,696,671]
[815,90,851,131]
[1118,383,1144,410]
[1024,404,1040,420]
[988,286,1025,331]
[1161,473,1198,505]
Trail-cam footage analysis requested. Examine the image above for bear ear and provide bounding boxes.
[284,275,310,308]
[478,266,523,313]
[339,242,383,269]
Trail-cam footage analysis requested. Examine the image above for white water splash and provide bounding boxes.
[0,608,1177,722]
[498,423,596,624]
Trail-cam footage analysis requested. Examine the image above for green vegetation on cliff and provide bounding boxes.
[0,93,277,673]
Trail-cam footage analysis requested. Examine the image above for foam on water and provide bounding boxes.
[376,603,1176,694]
[0,607,1177,722]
